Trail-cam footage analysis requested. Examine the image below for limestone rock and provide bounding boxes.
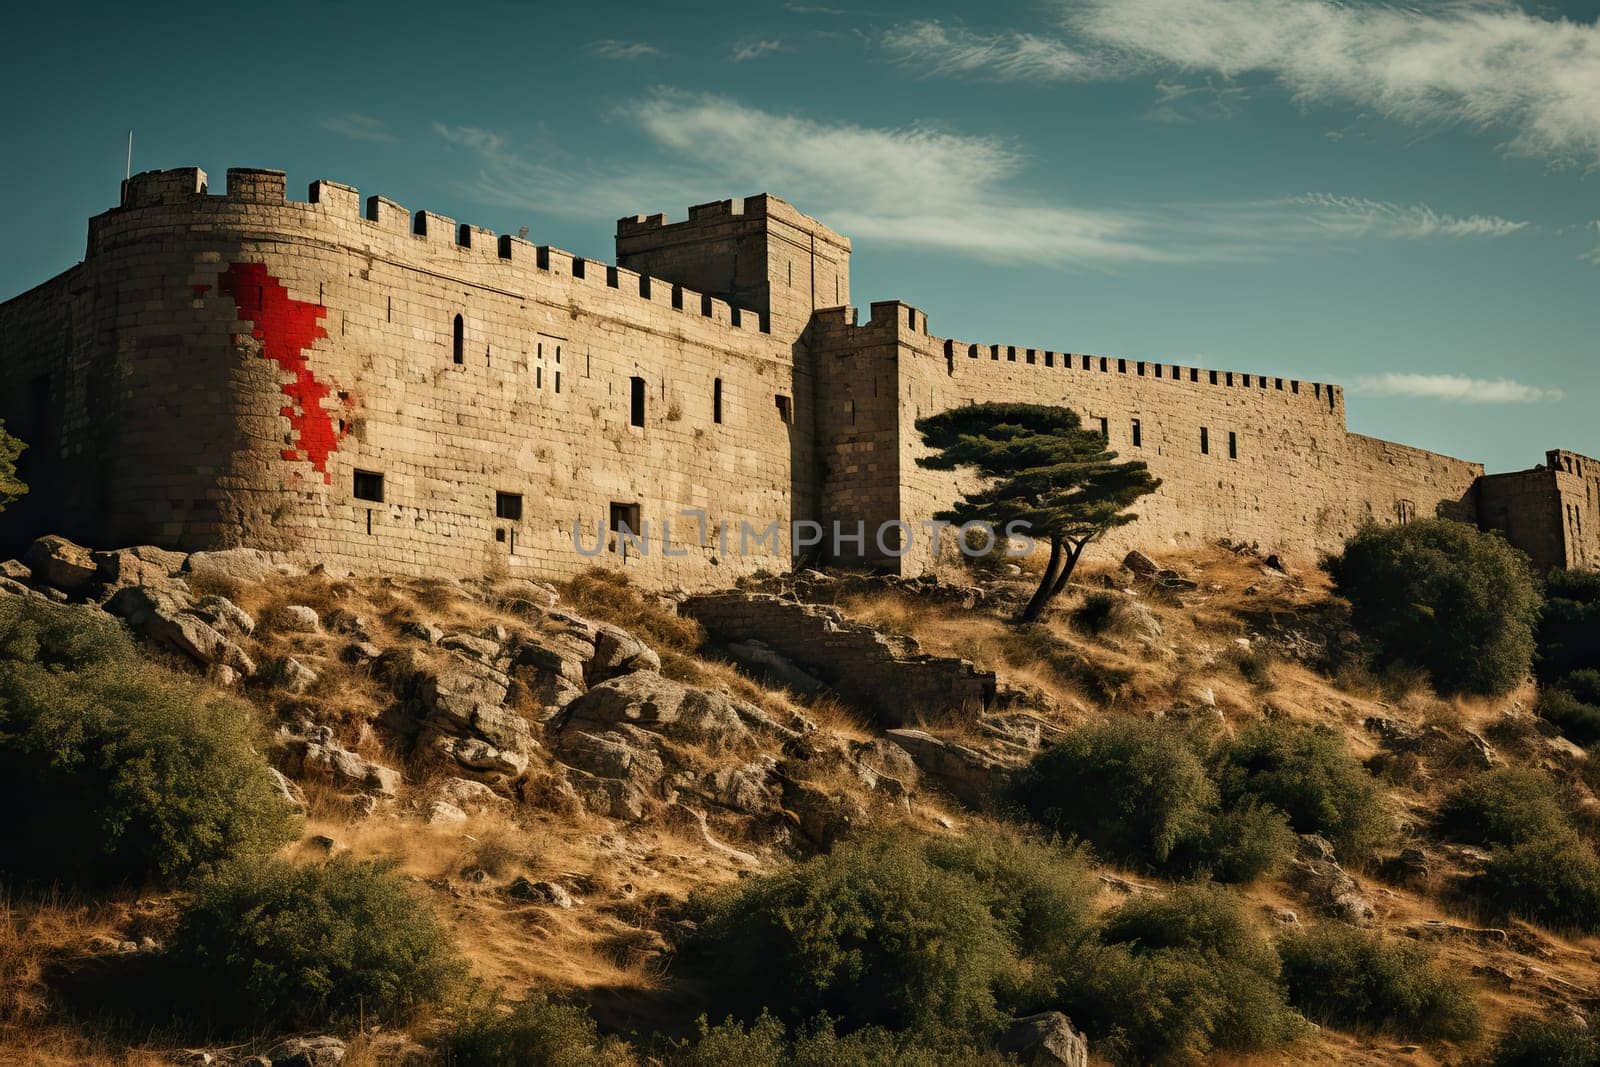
[25,535,98,591]
[590,622,661,680]
[507,876,575,908]
[1121,549,1160,578]
[266,767,307,810]
[884,728,1006,806]
[436,776,508,812]
[185,547,288,586]
[285,733,401,797]
[998,1012,1090,1067]
[107,584,255,676]
[441,632,501,662]
[402,620,444,644]
[0,559,30,581]
[92,545,188,591]
[425,800,468,824]
[189,593,256,636]
[559,672,749,747]
[266,1036,346,1067]
[265,655,319,695]
[276,604,321,632]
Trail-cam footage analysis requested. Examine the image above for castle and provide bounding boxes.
[1,166,1594,583]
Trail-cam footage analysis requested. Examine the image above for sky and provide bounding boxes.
[2,0,1597,474]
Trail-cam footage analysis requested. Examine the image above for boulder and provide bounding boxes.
[107,584,255,676]
[998,1012,1090,1067]
[189,594,256,637]
[0,559,30,581]
[92,545,189,591]
[507,876,575,908]
[512,630,591,684]
[559,673,749,747]
[589,622,661,680]
[286,735,401,797]
[1121,549,1160,578]
[185,547,289,586]
[266,767,307,810]
[265,656,319,695]
[724,639,827,696]
[401,620,444,644]
[441,632,501,662]
[885,728,1006,807]
[276,604,321,633]
[436,776,508,812]
[557,727,667,788]
[266,1036,346,1067]
[425,800,468,824]
[25,535,98,591]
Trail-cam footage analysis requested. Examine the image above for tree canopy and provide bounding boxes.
[916,403,1160,622]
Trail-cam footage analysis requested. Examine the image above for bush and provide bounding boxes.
[685,831,1023,1037]
[1537,569,1600,684]
[667,1016,1005,1067]
[1185,799,1299,884]
[1539,688,1600,746]
[1327,519,1540,696]
[0,598,299,888]
[446,994,630,1066]
[1489,1013,1599,1067]
[1013,719,1217,870]
[1278,924,1479,1041]
[1216,719,1392,859]
[1473,834,1600,932]
[1562,669,1600,706]
[1096,885,1306,1057]
[1436,767,1569,847]
[169,856,465,1029]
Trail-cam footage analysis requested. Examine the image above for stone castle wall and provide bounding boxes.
[2,167,829,586]
[809,301,1485,570]
[0,164,1587,581]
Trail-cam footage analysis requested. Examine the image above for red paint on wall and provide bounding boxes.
[217,262,344,481]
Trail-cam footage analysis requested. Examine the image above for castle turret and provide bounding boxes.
[615,193,850,343]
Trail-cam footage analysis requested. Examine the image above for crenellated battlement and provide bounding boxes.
[100,167,772,338]
[842,296,1345,420]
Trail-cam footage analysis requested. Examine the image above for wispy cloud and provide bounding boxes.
[1279,194,1527,239]
[732,38,783,62]
[589,39,660,60]
[1146,79,1248,123]
[432,92,1529,267]
[320,113,394,143]
[1074,0,1600,167]
[1352,373,1564,404]
[885,3,1600,166]
[882,20,1109,81]
[1583,221,1600,264]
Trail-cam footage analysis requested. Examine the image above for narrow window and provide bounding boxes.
[555,372,561,394]
[775,394,793,423]
[845,399,855,425]
[609,501,642,556]
[1098,416,1108,438]
[353,469,384,502]
[536,366,543,389]
[1328,388,1336,412]
[1228,431,1238,460]
[1132,419,1142,448]
[630,376,645,427]
[452,314,464,364]
[496,492,523,520]
[713,378,724,424]
[1200,427,1210,455]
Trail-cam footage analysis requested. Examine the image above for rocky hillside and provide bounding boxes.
[1,534,1596,1065]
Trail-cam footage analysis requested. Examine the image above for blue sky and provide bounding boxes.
[3,0,1597,473]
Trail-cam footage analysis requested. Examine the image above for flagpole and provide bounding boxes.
[125,131,133,181]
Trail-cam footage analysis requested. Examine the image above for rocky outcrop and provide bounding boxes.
[24,535,98,591]
[884,728,1009,807]
[106,584,255,677]
[682,592,995,725]
[998,1012,1090,1067]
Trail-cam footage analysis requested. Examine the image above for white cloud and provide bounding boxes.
[589,39,660,60]
[1072,0,1600,166]
[320,113,393,143]
[1352,373,1564,404]
[1278,194,1527,239]
[882,20,1109,81]
[885,4,1600,166]
[732,38,784,62]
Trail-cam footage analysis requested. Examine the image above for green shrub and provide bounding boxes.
[1474,834,1600,932]
[1098,885,1306,1057]
[1537,569,1600,684]
[1538,688,1600,746]
[1489,1013,1599,1067]
[1216,719,1392,859]
[1562,669,1600,706]
[684,832,1020,1037]
[1013,719,1217,869]
[1436,767,1569,847]
[445,994,629,1066]
[1327,519,1540,696]
[1278,924,1479,1041]
[1229,645,1278,690]
[1184,799,1299,884]
[169,856,465,1029]
[0,598,299,888]
[664,1015,1005,1067]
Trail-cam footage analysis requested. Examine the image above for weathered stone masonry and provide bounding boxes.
[0,164,1592,582]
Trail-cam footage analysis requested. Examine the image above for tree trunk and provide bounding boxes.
[1047,538,1089,599]
[1015,538,1065,624]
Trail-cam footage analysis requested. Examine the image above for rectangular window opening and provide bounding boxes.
[775,394,793,423]
[496,491,523,520]
[630,376,646,427]
[1200,427,1210,455]
[1132,418,1142,448]
[713,377,724,424]
[353,469,384,503]
[1228,431,1238,460]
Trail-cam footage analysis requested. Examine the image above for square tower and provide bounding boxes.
[616,193,850,343]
